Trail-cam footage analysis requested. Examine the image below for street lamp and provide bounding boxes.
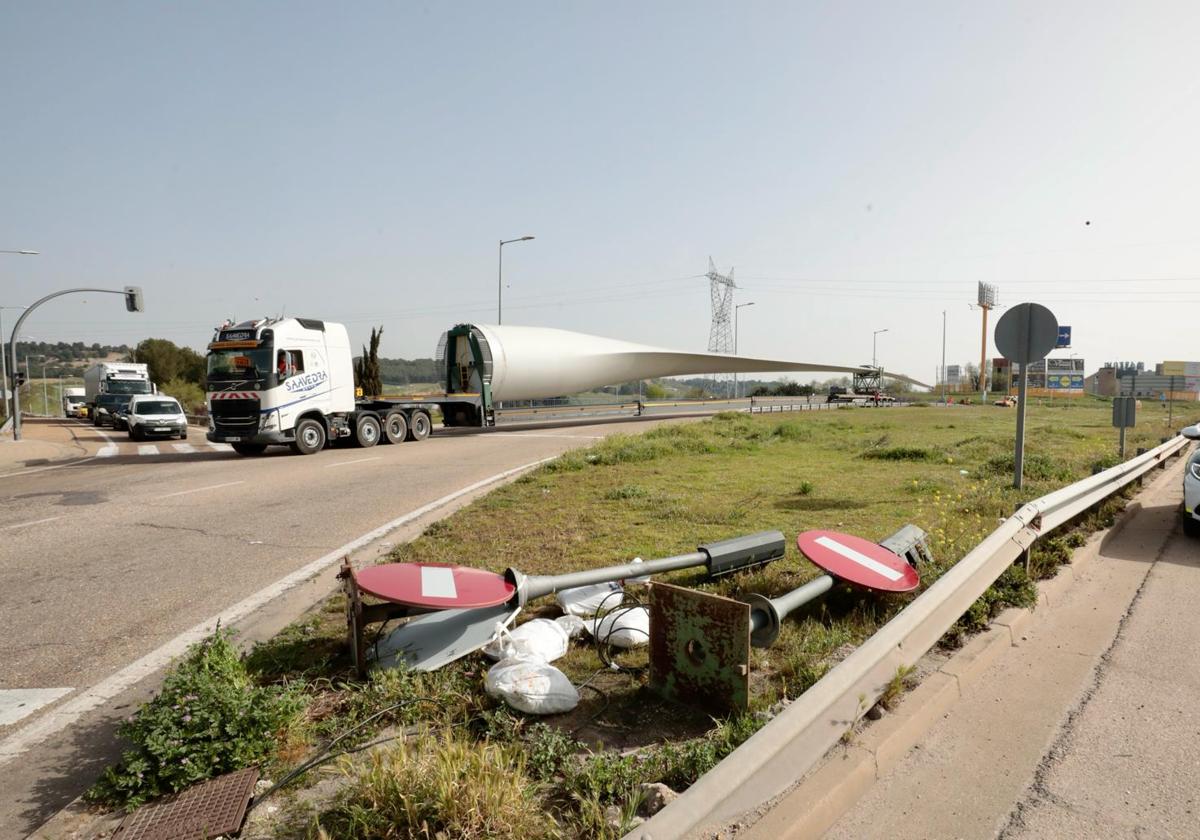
[498,236,535,325]
[734,302,756,399]
[872,328,889,369]
[1,249,36,421]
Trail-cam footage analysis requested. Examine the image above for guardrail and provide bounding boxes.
[635,432,1191,838]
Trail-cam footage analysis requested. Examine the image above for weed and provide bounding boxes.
[796,480,815,496]
[525,724,580,781]
[772,420,813,441]
[862,446,938,462]
[88,631,306,810]
[604,484,648,501]
[319,732,557,840]
[878,664,917,711]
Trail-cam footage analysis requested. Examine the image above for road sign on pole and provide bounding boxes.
[994,302,1059,489]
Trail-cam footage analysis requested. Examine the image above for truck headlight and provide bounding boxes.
[260,412,277,430]
[1190,461,1200,481]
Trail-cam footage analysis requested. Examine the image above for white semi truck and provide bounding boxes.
[206,317,928,456]
[83,362,154,423]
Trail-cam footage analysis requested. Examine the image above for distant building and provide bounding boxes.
[1087,361,1199,400]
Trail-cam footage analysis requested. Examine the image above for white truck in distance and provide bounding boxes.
[62,387,87,417]
[83,362,154,422]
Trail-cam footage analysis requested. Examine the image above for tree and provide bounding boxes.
[354,326,384,397]
[134,338,206,385]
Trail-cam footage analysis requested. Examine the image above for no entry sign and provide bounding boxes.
[355,563,516,609]
[796,530,919,592]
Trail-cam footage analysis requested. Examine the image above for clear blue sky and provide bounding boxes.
[3,1,1199,381]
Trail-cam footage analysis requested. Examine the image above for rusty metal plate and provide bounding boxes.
[116,766,258,840]
[649,581,751,714]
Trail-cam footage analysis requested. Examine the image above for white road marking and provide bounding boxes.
[814,535,903,582]
[0,454,557,766]
[324,456,382,468]
[97,444,118,458]
[207,442,232,451]
[161,480,244,499]
[137,445,159,456]
[420,566,458,599]
[0,689,74,727]
[2,516,63,531]
[172,443,196,453]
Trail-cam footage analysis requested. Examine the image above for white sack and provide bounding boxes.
[483,618,570,663]
[556,581,624,617]
[485,655,580,715]
[589,606,650,649]
[555,614,587,639]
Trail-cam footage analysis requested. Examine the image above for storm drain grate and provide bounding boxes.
[116,767,258,840]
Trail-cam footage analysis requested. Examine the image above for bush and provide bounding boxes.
[319,733,555,840]
[984,452,1072,482]
[159,377,206,415]
[862,446,937,462]
[88,631,306,810]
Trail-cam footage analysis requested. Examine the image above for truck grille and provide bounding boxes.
[210,398,260,433]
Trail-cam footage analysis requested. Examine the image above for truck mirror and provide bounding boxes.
[1182,424,1200,441]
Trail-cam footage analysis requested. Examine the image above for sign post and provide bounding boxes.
[1113,396,1136,459]
[994,302,1059,490]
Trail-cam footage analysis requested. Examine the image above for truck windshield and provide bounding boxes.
[107,380,152,395]
[207,347,272,382]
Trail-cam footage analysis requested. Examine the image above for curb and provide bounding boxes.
[736,452,1185,840]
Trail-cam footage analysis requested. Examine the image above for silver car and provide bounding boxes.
[125,395,189,441]
[1182,426,1200,537]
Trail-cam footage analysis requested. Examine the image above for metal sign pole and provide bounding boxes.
[1014,362,1029,489]
[1119,424,1127,460]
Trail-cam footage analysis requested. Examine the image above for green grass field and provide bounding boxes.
[89,397,1199,837]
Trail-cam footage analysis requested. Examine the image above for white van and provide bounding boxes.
[124,395,188,441]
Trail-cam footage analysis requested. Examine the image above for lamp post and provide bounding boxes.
[941,311,947,405]
[872,328,889,369]
[734,301,756,399]
[1,250,37,421]
[497,236,535,325]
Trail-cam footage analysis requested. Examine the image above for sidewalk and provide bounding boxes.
[815,457,1195,838]
[0,419,93,472]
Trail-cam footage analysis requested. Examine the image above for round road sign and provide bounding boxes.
[994,302,1059,365]
[796,530,920,592]
[356,562,516,609]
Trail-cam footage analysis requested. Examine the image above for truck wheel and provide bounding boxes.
[129,425,141,441]
[355,414,381,448]
[93,413,101,427]
[1184,516,1200,538]
[291,418,327,455]
[232,442,267,456]
[407,410,432,441]
[383,412,408,444]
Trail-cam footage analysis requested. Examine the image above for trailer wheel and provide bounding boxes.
[407,410,432,441]
[383,411,408,444]
[355,414,381,448]
[291,418,327,455]
[232,443,267,456]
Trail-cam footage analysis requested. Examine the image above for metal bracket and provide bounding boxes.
[648,582,751,715]
[339,558,433,678]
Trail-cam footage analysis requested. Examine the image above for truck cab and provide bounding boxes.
[206,317,354,455]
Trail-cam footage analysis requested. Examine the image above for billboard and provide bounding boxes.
[1048,373,1085,390]
[1161,361,1200,377]
[946,364,961,385]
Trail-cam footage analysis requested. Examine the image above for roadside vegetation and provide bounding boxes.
[86,398,1198,837]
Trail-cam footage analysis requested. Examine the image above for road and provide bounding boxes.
[0,414,686,837]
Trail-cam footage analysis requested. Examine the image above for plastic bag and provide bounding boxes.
[483,618,570,662]
[485,655,580,714]
[556,581,623,617]
[589,605,650,649]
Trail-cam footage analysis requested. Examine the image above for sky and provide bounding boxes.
[3,1,1200,384]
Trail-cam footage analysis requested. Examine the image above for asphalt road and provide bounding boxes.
[0,414,681,836]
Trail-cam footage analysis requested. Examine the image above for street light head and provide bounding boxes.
[520,236,535,241]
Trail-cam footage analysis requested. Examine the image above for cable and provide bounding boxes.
[589,589,651,676]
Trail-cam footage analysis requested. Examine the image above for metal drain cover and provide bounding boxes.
[116,766,258,840]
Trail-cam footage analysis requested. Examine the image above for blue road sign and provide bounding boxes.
[1056,325,1072,347]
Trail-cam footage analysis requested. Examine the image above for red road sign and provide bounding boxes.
[355,562,515,609]
[796,530,920,592]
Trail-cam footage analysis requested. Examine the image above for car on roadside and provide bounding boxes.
[1181,425,1200,537]
[92,393,133,428]
[124,395,189,441]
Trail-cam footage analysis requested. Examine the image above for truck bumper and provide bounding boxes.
[207,430,293,446]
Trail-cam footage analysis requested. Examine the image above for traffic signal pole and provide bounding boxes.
[9,286,142,440]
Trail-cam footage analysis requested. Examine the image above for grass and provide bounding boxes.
[91,397,1199,835]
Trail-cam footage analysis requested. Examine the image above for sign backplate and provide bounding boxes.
[994,303,1059,365]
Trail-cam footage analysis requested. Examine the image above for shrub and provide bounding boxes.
[89,630,306,810]
[862,446,937,462]
[773,420,813,441]
[159,377,206,415]
[319,733,555,840]
[984,452,1072,482]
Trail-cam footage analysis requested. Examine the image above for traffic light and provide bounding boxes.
[13,371,26,388]
[124,285,144,313]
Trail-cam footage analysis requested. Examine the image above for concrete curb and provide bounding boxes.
[736,453,1186,840]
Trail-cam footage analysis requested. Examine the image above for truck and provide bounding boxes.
[206,317,927,456]
[61,387,87,417]
[83,362,154,425]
